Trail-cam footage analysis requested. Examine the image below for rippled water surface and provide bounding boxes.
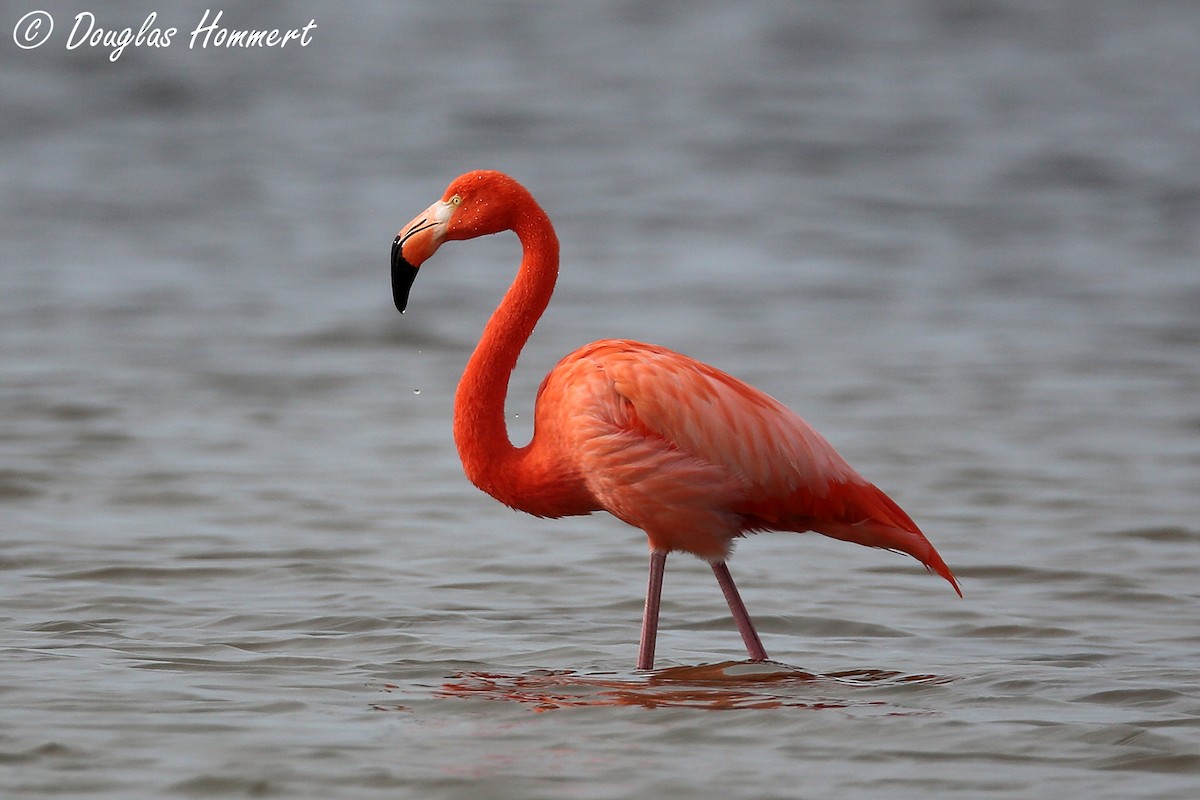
[3,2,1199,798]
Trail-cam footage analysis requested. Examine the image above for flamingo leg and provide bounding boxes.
[711,561,769,662]
[637,550,667,671]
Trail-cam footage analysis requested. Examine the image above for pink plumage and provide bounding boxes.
[393,170,960,669]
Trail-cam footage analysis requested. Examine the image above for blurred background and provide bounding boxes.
[3,2,1199,798]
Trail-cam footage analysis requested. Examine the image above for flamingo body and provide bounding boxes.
[392,170,959,669]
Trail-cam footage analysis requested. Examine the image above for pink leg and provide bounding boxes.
[637,550,667,671]
[711,561,769,662]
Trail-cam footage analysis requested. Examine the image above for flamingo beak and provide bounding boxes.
[392,200,455,314]
[391,234,418,313]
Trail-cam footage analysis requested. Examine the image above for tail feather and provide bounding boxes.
[819,481,962,596]
[750,478,962,596]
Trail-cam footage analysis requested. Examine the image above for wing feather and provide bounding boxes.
[536,339,960,592]
[599,342,862,498]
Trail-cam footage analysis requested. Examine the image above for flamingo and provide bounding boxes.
[392,170,960,670]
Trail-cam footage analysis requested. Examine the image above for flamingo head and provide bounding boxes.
[391,170,534,313]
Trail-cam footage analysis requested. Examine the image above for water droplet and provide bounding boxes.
[413,389,421,395]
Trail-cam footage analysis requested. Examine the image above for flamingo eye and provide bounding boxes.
[447,195,462,207]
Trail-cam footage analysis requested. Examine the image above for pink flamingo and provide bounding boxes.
[392,171,960,670]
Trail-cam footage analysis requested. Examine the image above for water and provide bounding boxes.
[3,1,1199,797]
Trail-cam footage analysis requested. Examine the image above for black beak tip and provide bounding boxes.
[392,267,416,313]
[391,236,419,314]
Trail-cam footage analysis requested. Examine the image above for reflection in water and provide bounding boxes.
[432,661,951,712]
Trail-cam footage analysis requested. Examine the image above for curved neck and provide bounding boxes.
[452,203,558,499]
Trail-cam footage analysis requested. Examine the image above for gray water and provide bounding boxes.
[3,2,1199,798]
